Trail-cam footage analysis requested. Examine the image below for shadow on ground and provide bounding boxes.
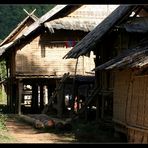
[0,105,127,144]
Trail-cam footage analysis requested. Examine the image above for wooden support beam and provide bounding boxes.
[31,83,38,113]
[40,85,44,111]
[96,96,100,121]
[18,80,23,115]
[71,59,78,117]
[77,87,100,115]
[47,85,51,103]
[56,80,64,118]
[101,95,105,119]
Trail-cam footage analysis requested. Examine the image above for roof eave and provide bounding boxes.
[64,5,138,59]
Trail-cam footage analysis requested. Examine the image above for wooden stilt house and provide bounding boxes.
[0,5,118,118]
[65,5,148,142]
[0,10,38,113]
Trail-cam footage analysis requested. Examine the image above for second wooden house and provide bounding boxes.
[0,5,118,118]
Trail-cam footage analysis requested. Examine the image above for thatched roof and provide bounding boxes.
[44,5,119,33]
[94,39,148,71]
[44,17,103,33]
[64,5,138,59]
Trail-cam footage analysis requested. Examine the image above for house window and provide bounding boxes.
[23,84,32,107]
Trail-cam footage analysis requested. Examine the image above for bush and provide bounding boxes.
[0,114,7,130]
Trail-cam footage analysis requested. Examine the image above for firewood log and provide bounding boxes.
[18,114,44,129]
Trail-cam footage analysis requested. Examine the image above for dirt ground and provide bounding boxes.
[5,115,76,144]
[2,114,127,144]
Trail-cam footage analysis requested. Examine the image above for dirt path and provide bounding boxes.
[5,115,76,143]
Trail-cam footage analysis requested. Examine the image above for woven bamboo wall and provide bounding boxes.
[128,127,148,143]
[114,69,148,143]
[127,75,148,143]
[113,69,132,123]
[15,30,95,76]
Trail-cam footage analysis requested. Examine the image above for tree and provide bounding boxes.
[0,4,55,40]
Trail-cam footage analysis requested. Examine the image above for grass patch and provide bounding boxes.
[0,114,7,130]
[0,114,17,143]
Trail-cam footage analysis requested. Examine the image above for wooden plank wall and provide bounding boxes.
[15,30,95,76]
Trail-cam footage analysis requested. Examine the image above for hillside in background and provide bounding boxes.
[0,4,55,40]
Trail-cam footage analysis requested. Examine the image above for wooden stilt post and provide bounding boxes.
[71,58,78,117]
[101,95,105,120]
[31,83,38,113]
[47,85,54,105]
[40,84,44,111]
[56,80,64,118]
[18,80,23,115]
[9,78,14,113]
[96,96,100,121]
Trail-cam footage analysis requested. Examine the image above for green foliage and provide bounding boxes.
[0,60,7,104]
[0,88,7,104]
[0,60,7,80]
[0,114,7,130]
[0,114,16,143]
[0,4,55,40]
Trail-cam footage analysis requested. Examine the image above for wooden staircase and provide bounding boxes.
[74,87,100,118]
[42,72,70,114]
